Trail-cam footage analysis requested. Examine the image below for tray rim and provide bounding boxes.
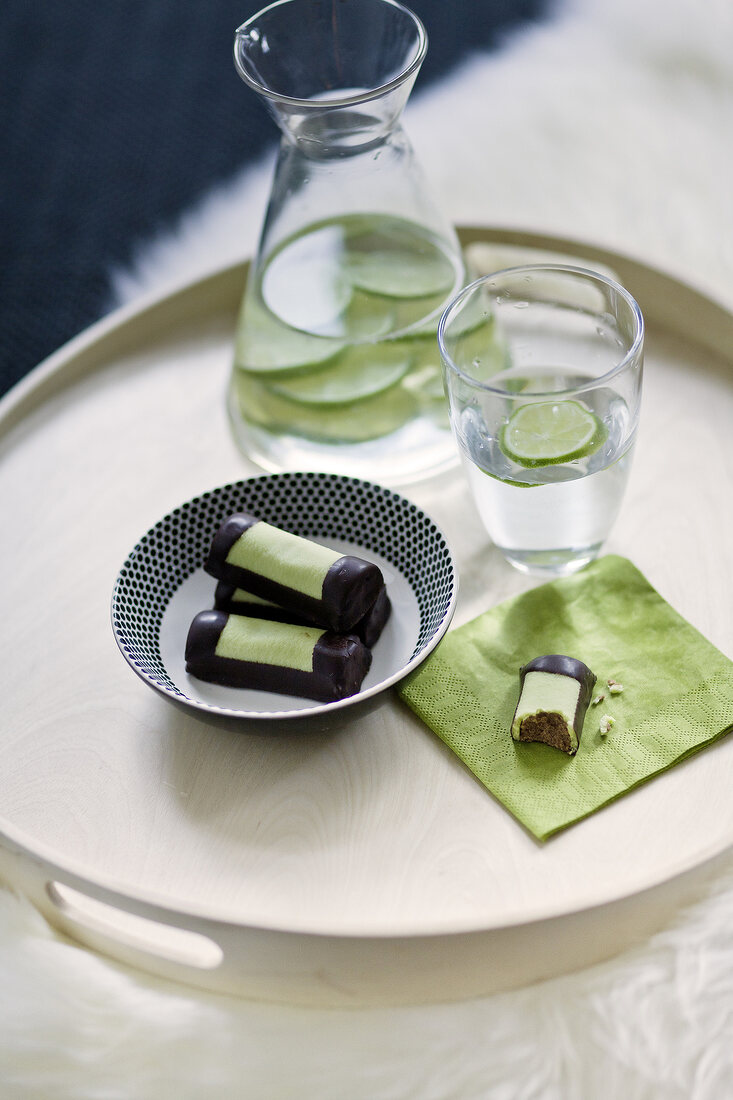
[3,223,732,423]
[2,224,733,946]
[2,800,731,941]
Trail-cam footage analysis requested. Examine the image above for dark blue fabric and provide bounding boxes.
[1,0,549,397]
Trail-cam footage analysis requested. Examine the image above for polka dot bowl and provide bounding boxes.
[111,473,458,730]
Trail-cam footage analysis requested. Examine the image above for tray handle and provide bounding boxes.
[0,836,232,990]
[45,880,223,970]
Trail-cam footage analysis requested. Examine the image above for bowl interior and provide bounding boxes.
[111,473,457,720]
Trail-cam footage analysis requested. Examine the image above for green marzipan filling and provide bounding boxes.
[215,616,324,672]
[225,522,341,601]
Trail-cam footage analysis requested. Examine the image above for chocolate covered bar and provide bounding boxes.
[511,654,596,755]
[205,513,383,634]
[213,580,392,648]
[185,610,372,702]
[213,581,297,623]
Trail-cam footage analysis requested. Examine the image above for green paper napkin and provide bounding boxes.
[398,555,733,841]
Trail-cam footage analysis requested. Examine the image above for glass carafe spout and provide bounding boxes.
[234,0,427,154]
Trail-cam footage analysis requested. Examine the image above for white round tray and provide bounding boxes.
[1,227,732,1006]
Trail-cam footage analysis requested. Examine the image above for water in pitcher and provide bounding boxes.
[230,212,464,478]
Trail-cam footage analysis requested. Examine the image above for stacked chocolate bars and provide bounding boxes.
[185,513,391,703]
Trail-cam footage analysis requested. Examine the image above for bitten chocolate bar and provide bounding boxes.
[204,513,384,634]
[510,654,596,755]
[213,580,392,648]
[185,610,372,702]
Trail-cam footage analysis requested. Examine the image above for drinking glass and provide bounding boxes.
[438,265,644,575]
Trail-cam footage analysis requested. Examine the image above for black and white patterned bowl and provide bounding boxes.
[111,473,457,730]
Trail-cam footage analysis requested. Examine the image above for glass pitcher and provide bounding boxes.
[229,0,465,484]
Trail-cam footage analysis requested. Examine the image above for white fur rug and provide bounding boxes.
[4,0,733,1095]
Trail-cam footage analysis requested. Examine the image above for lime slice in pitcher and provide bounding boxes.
[500,400,607,467]
[234,373,416,443]
[345,251,456,298]
[234,297,345,376]
[269,344,412,406]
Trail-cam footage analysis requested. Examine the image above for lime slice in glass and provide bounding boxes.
[500,400,607,467]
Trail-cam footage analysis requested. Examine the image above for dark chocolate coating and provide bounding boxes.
[214,581,299,624]
[185,610,372,703]
[204,513,383,633]
[356,585,392,649]
[516,654,596,752]
[214,581,391,649]
[519,654,596,694]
